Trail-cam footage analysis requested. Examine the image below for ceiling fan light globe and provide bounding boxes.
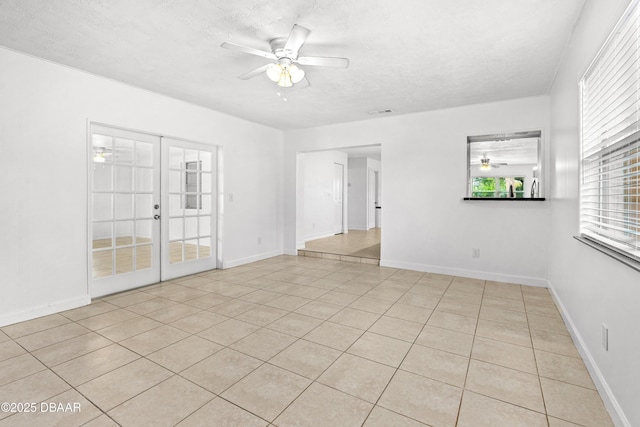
[277,73,293,87]
[266,63,282,82]
[289,65,305,84]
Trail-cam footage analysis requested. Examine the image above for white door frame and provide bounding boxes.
[333,162,345,234]
[367,169,377,230]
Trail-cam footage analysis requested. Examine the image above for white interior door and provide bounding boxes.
[89,125,161,297]
[161,138,217,281]
[333,163,344,234]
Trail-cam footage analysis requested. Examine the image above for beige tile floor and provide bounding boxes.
[301,228,381,261]
[0,255,614,426]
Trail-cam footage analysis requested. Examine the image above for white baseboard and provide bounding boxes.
[0,295,91,328]
[547,281,630,427]
[223,250,282,269]
[348,225,368,231]
[304,231,339,242]
[379,259,547,287]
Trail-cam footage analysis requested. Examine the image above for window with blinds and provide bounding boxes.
[580,0,640,264]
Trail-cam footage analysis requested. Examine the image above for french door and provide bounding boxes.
[161,138,217,280]
[89,125,217,297]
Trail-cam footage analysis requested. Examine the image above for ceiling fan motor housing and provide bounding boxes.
[270,37,297,60]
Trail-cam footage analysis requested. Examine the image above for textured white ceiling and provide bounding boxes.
[0,0,585,130]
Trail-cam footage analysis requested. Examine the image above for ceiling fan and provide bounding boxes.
[221,24,349,89]
[93,146,112,163]
[480,156,508,170]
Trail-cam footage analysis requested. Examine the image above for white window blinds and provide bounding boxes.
[580,0,640,262]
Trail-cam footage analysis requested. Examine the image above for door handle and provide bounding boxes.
[154,214,161,220]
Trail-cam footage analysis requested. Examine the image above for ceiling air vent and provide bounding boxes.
[368,109,394,115]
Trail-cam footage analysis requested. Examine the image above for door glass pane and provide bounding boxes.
[200,151,212,172]
[92,250,112,278]
[93,194,113,221]
[185,239,198,261]
[115,194,134,219]
[199,216,211,237]
[93,223,112,249]
[201,173,212,193]
[135,168,153,192]
[136,245,152,270]
[169,170,182,193]
[115,138,134,164]
[115,221,133,246]
[136,220,153,244]
[136,141,153,167]
[185,149,198,164]
[92,134,113,164]
[114,166,133,192]
[200,195,211,215]
[136,194,153,218]
[198,237,211,259]
[170,241,183,264]
[169,147,183,169]
[116,247,133,274]
[170,218,184,240]
[93,165,112,191]
[185,217,198,239]
[169,194,184,216]
[185,194,199,216]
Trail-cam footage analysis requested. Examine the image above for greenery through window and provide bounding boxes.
[472,177,524,198]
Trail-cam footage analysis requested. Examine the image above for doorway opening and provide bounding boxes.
[296,145,382,263]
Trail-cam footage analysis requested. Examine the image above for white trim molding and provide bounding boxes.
[222,250,282,269]
[380,259,548,287]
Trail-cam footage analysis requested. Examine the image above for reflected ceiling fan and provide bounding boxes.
[221,24,349,89]
[480,155,508,170]
[93,146,112,163]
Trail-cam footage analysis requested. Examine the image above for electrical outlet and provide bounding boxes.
[472,248,480,258]
[228,193,234,202]
[257,237,262,245]
[602,324,609,351]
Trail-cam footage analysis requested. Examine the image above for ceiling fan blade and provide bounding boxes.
[296,56,349,68]
[284,24,311,54]
[238,64,270,80]
[221,42,276,60]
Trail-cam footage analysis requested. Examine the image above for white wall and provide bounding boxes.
[0,47,283,326]
[548,1,640,425]
[300,150,348,242]
[284,96,550,286]
[348,157,368,230]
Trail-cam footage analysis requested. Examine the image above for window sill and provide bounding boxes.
[574,236,640,273]
[463,197,546,201]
